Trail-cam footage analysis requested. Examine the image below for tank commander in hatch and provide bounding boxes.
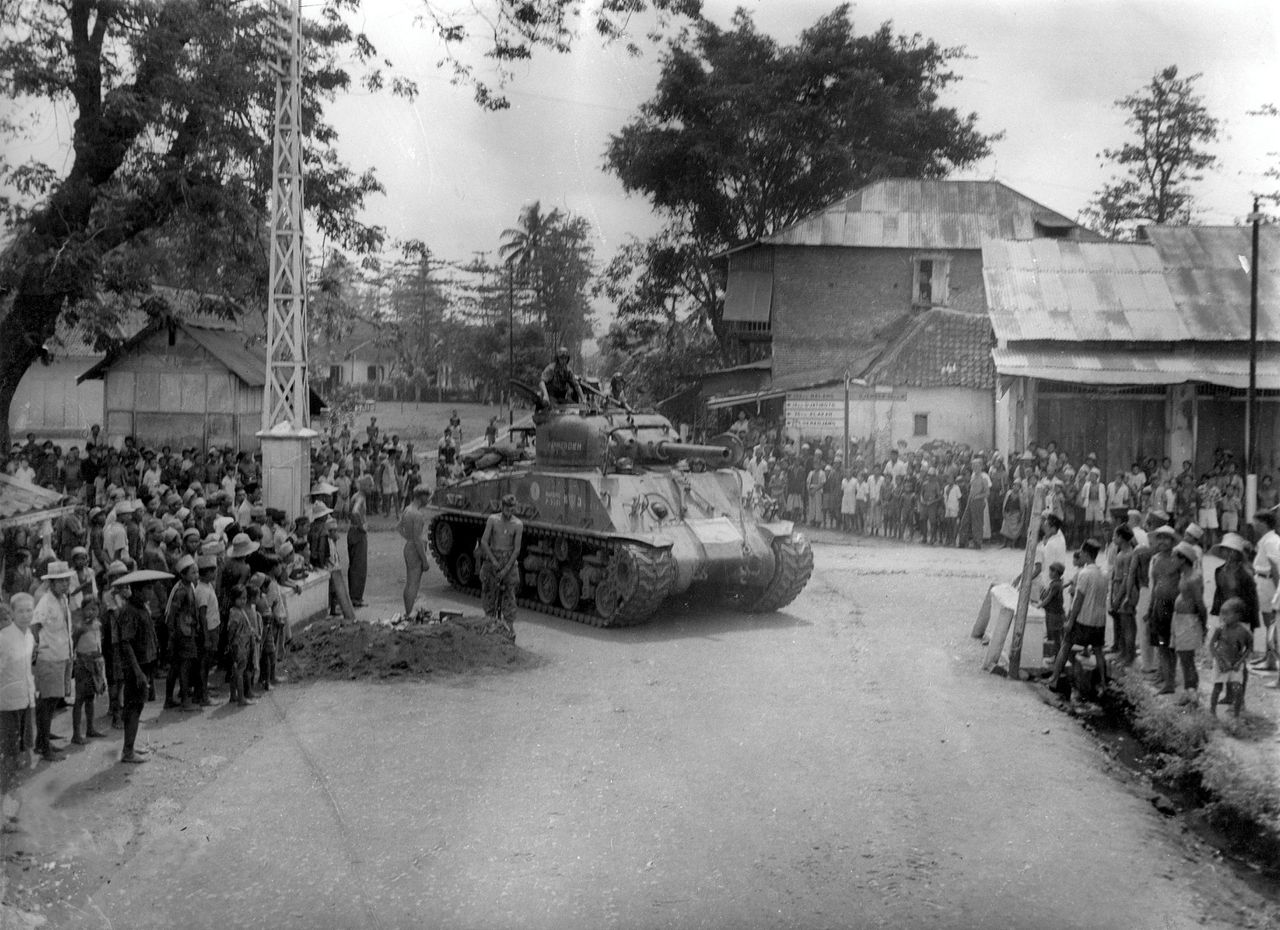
[539,346,585,407]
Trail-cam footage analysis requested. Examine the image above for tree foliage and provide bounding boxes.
[499,202,595,353]
[1083,65,1220,238]
[599,3,996,392]
[0,0,411,445]
[419,0,702,110]
[606,5,996,253]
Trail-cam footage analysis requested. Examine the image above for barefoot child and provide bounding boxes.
[1208,597,1252,717]
[225,587,255,707]
[70,599,107,743]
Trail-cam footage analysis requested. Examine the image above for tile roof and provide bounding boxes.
[982,228,1280,344]
[760,179,1101,251]
[0,474,76,529]
[863,309,995,389]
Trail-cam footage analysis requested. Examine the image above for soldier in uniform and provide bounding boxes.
[480,494,524,641]
[538,346,584,407]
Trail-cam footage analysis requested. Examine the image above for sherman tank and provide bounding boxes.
[426,400,813,627]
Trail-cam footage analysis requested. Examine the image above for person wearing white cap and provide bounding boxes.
[103,500,133,565]
[68,546,97,612]
[31,560,76,762]
[1146,526,1183,694]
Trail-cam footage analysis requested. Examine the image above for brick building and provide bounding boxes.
[713,178,1098,456]
[985,226,1280,481]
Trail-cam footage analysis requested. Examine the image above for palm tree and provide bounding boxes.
[499,201,563,326]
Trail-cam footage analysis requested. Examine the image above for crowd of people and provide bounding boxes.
[733,416,1278,555]
[0,417,461,831]
[1027,507,1278,719]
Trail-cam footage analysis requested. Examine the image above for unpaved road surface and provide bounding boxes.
[8,533,1279,929]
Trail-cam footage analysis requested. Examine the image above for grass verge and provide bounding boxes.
[1109,669,1280,865]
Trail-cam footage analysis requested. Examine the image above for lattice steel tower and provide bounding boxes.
[264,0,308,432]
[258,0,313,520]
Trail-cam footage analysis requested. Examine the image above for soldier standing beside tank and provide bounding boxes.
[480,494,523,641]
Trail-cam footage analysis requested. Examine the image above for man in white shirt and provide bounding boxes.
[32,562,75,762]
[1249,511,1279,677]
[1,593,38,796]
[886,449,908,479]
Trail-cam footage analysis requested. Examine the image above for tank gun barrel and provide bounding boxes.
[654,440,733,464]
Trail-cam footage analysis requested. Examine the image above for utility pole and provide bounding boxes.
[508,261,515,428]
[258,0,314,520]
[1244,197,1263,520]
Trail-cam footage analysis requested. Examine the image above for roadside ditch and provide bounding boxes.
[1035,665,1280,907]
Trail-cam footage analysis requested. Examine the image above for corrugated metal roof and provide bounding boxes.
[0,474,76,529]
[184,326,267,387]
[79,322,267,385]
[992,345,1280,390]
[983,231,1280,344]
[1145,225,1280,341]
[764,179,1099,251]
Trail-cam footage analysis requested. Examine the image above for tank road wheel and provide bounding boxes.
[747,535,814,613]
[595,581,621,621]
[536,568,559,605]
[610,547,641,601]
[558,572,582,611]
[433,519,455,557]
[453,551,477,588]
[553,537,579,564]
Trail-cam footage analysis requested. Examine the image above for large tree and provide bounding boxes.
[602,4,997,346]
[0,0,403,446]
[0,0,698,446]
[1083,65,1220,238]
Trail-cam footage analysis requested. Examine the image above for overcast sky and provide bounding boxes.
[327,0,1279,272]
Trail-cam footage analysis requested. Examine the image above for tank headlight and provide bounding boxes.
[651,500,669,520]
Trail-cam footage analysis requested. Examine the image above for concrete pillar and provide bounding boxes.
[258,425,317,524]
[1166,384,1195,468]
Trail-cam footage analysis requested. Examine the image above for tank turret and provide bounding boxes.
[427,400,812,628]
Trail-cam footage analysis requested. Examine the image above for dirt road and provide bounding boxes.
[8,533,1278,929]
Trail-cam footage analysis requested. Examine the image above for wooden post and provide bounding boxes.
[971,583,995,638]
[1007,481,1047,680]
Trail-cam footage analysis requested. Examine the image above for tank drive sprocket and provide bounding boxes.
[747,535,814,613]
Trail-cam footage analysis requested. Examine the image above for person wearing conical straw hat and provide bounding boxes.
[31,560,76,763]
[111,570,163,763]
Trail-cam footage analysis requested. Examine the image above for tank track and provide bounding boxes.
[427,513,677,628]
[746,535,814,613]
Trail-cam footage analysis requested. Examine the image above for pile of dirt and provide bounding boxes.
[283,613,536,681]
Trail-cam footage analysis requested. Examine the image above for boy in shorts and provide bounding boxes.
[1208,598,1252,717]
